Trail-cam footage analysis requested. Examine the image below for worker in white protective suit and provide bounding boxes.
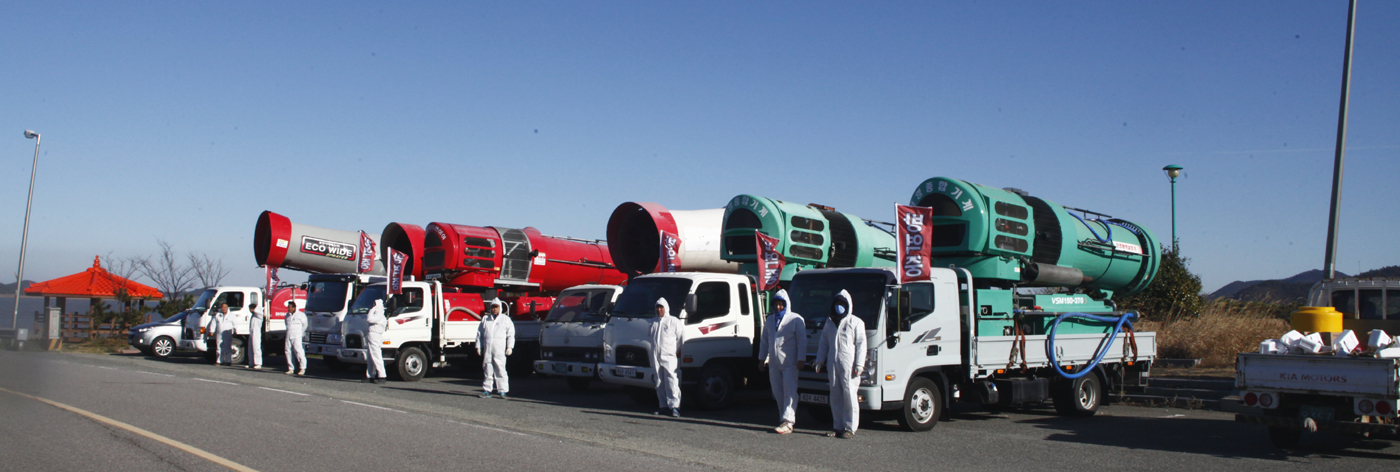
[649,298,685,417]
[284,300,309,376]
[814,290,867,439]
[477,299,515,399]
[759,289,807,434]
[213,303,235,366]
[246,302,263,369]
[365,299,388,384]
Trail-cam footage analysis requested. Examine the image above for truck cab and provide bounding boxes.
[597,272,763,409]
[179,286,262,363]
[534,285,622,391]
[337,280,485,381]
[302,274,383,370]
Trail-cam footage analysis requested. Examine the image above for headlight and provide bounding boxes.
[585,352,599,361]
[603,343,614,363]
[860,348,878,387]
[327,334,343,345]
[136,327,151,333]
[541,350,553,359]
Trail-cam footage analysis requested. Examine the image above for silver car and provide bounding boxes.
[128,311,190,358]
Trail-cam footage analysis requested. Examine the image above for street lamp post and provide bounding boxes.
[1163,164,1183,252]
[12,130,41,331]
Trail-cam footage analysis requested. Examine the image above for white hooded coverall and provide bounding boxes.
[759,289,807,425]
[816,289,867,433]
[366,299,388,379]
[650,298,685,409]
[285,308,308,372]
[477,300,515,394]
[248,305,263,368]
[214,309,235,364]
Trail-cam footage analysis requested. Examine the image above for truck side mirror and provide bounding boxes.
[898,290,912,332]
[682,294,697,320]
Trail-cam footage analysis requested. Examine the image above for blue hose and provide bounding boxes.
[1045,311,1137,379]
[1069,213,1112,243]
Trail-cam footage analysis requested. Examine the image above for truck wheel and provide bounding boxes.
[805,404,833,426]
[566,377,591,392]
[150,336,175,358]
[324,356,350,372]
[628,387,658,407]
[898,377,943,432]
[229,338,246,365]
[393,347,427,382]
[1268,426,1303,449]
[1052,374,1102,417]
[695,365,735,410]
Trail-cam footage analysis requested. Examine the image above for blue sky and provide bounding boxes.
[2,1,1397,293]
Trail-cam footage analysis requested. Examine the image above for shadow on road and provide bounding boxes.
[1021,413,1400,461]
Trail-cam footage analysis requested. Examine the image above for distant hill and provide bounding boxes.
[1210,266,1400,303]
[0,280,35,293]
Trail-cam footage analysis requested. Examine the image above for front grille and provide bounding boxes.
[616,345,650,367]
[309,332,328,344]
[346,334,363,349]
[543,346,600,362]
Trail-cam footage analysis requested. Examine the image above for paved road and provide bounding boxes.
[1,350,1397,471]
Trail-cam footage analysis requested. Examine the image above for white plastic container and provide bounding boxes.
[1368,330,1393,351]
[1259,339,1288,355]
[1378,347,1400,359]
[1280,330,1305,348]
[1296,333,1326,354]
[1332,330,1359,357]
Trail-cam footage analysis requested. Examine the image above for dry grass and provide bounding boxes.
[1138,299,1291,368]
[61,337,132,355]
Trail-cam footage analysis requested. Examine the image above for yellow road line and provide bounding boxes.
[0,386,258,472]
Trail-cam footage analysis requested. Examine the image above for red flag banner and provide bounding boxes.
[358,231,376,274]
[896,204,934,283]
[388,248,407,295]
[755,230,785,291]
[659,230,681,273]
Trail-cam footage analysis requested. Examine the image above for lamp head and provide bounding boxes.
[24,130,39,139]
[1163,164,1183,180]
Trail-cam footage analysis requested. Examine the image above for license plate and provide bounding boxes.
[1299,405,1335,422]
[800,393,829,405]
[553,363,567,373]
[616,367,636,377]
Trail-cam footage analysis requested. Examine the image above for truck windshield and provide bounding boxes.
[788,272,888,329]
[191,289,217,313]
[611,278,693,318]
[305,280,351,313]
[348,285,388,316]
[546,289,613,323]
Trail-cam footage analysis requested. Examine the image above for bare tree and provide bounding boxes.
[138,240,197,297]
[189,253,231,288]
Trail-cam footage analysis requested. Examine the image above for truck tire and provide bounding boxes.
[324,356,350,372]
[392,347,427,382]
[898,377,943,432]
[1052,374,1101,417]
[695,364,736,410]
[150,336,176,358]
[229,337,246,365]
[566,377,592,392]
[1268,426,1302,449]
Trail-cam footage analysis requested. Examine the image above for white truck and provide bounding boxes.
[791,267,1155,431]
[598,272,764,409]
[597,267,1157,429]
[301,273,385,371]
[179,285,305,364]
[336,279,488,381]
[534,285,623,391]
[1235,277,1400,448]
